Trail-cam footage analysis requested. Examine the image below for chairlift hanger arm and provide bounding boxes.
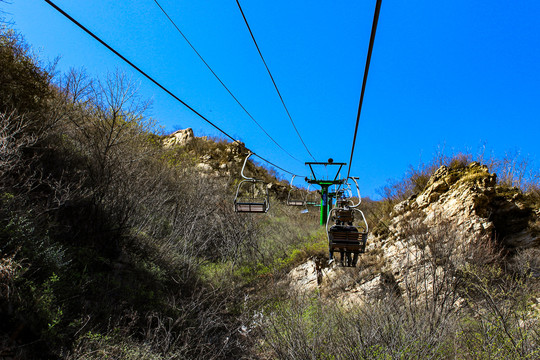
[234,153,270,213]
[241,152,255,180]
[354,208,369,233]
[307,164,316,181]
[348,176,362,208]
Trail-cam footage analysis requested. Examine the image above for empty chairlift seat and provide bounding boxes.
[234,180,269,213]
[233,152,270,214]
[305,185,320,206]
[286,175,306,207]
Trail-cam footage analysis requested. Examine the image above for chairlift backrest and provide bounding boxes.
[326,205,368,239]
[326,185,369,235]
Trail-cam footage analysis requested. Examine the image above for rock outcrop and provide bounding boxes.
[386,162,539,251]
[161,129,290,199]
[163,128,195,147]
[286,162,540,307]
[162,129,246,177]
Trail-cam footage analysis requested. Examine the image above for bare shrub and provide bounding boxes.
[260,293,459,359]
[259,210,540,359]
[67,333,161,360]
[0,28,271,359]
[0,251,21,299]
[0,111,37,176]
[459,263,540,358]
[0,27,52,118]
[67,288,247,360]
[377,151,474,206]
[509,247,540,278]
[397,218,465,337]
[58,67,94,105]
[259,219,469,359]
[378,145,539,209]
[478,148,540,192]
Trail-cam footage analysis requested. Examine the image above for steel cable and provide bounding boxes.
[152,0,304,164]
[235,0,318,162]
[346,0,383,180]
[44,0,306,177]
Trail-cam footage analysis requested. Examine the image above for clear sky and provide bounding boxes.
[3,0,539,198]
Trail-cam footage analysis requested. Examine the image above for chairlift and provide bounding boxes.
[305,184,320,207]
[234,152,269,213]
[287,175,306,206]
[327,177,368,267]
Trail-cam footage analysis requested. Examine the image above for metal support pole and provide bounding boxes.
[305,160,346,226]
[320,184,330,226]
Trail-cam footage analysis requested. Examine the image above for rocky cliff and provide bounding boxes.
[286,162,540,308]
[161,128,290,200]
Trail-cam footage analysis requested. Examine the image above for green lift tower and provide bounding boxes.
[305,159,347,226]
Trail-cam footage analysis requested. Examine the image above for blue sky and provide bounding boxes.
[3,0,539,198]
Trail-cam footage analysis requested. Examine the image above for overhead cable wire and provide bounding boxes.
[251,153,299,177]
[152,0,303,164]
[235,0,318,162]
[43,0,306,178]
[346,0,382,180]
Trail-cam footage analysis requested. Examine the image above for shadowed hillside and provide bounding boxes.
[0,27,321,359]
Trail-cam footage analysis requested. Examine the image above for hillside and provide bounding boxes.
[160,128,290,200]
[1,25,540,359]
[274,161,540,358]
[0,27,322,358]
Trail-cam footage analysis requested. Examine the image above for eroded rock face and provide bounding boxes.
[388,162,538,250]
[285,260,320,294]
[377,162,539,300]
[163,128,195,147]
[332,275,382,308]
[285,162,540,308]
[389,163,496,247]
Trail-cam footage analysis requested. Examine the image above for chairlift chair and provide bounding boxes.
[234,152,270,213]
[305,184,320,207]
[326,177,368,267]
[287,175,306,206]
